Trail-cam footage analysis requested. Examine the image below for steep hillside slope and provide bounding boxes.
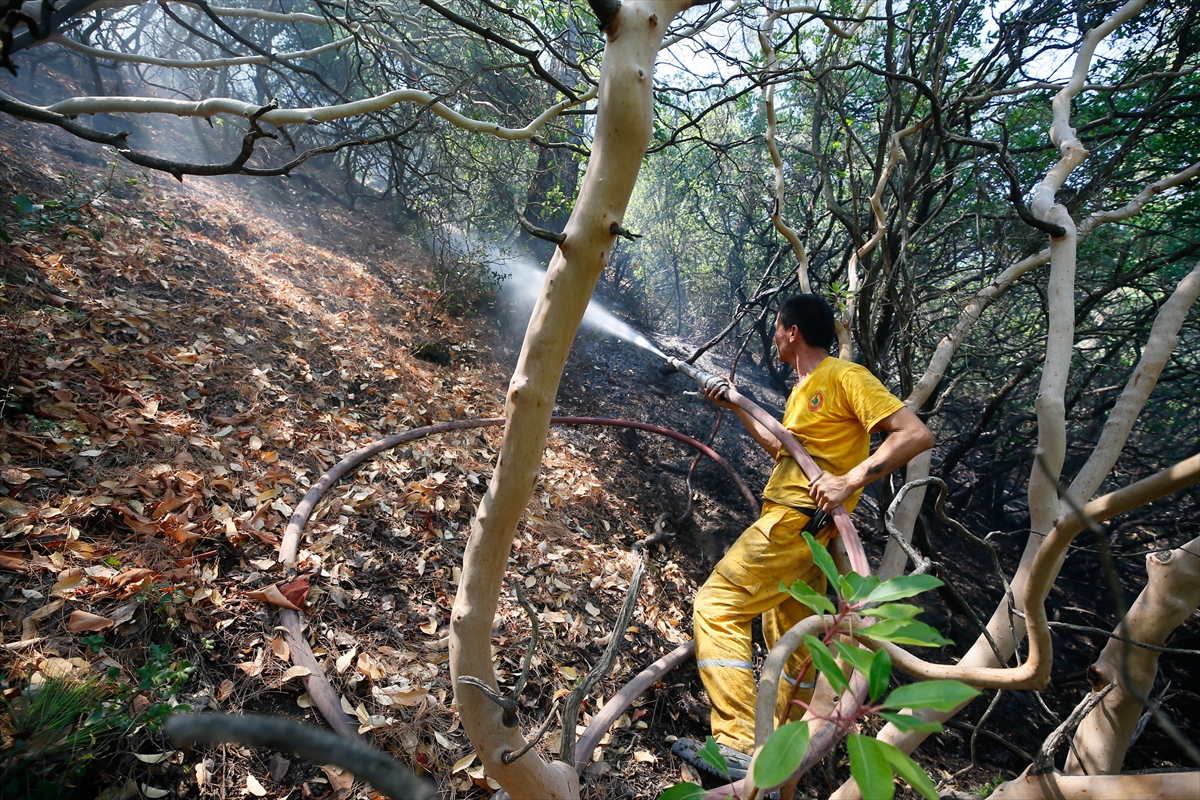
[0,117,722,799]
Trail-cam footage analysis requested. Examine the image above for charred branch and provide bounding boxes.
[558,549,648,767]
[457,579,545,730]
[165,714,436,800]
[516,201,567,244]
[1032,685,1115,775]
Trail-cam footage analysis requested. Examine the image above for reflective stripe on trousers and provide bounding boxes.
[693,502,833,753]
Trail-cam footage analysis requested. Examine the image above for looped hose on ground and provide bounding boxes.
[266,415,758,767]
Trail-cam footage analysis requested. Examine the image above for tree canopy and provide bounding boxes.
[1,0,1197,798]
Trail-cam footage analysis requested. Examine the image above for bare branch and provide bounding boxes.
[516,202,567,244]
[165,714,437,800]
[42,31,356,68]
[37,84,598,140]
[558,550,648,767]
[1032,685,1115,774]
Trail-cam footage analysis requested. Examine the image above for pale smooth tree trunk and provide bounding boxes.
[834,2,1153,795]
[988,768,1200,800]
[1065,258,1200,502]
[447,4,696,799]
[879,249,1049,577]
[1065,536,1200,775]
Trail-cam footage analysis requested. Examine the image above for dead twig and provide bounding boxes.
[501,701,560,764]
[1031,684,1115,774]
[558,548,648,767]
[165,713,436,800]
[457,579,542,729]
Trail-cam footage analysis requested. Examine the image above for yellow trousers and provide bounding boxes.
[693,502,833,753]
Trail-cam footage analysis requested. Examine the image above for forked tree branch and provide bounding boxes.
[559,550,648,767]
[877,455,1200,690]
[1032,685,1115,774]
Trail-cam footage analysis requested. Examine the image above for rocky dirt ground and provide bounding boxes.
[1,96,1196,800]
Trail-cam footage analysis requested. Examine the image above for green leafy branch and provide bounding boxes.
[663,532,981,800]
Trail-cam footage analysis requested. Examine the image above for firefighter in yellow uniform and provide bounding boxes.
[672,294,934,779]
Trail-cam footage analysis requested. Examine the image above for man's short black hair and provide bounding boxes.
[777,294,836,352]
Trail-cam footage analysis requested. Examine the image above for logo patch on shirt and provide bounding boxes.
[808,391,825,412]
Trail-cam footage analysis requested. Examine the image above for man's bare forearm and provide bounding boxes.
[811,408,934,512]
[844,427,931,493]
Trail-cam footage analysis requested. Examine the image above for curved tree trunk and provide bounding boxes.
[447,4,697,798]
[989,768,1200,800]
[1065,535,1200,775]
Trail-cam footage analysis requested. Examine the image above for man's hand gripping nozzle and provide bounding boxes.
[666,355,872,577]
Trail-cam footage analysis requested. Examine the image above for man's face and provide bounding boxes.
[773,316,796,362]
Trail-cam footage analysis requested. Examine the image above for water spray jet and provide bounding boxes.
[492,250,669,360]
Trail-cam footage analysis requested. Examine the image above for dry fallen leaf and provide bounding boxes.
[216,679,235,702]
[245,583,303,612]
[109,601,138,629]
[245,774,268,797]
[355,652,384,681]
[67,609,114,633]
[321,765,355,800]
[0,498,30,517]
[335,647,357,675]
[387,689,431,708]
[51,574,87,598]
[278,573,311,609]
[0,551,27,572]
[113,567,154,591]
[633,750,657,763]
[280,665,312,682]
[237,648,264,677]
[1,468,32,485]
[451,753,477,773]
[270,636,291,662]
[269,754,291,782]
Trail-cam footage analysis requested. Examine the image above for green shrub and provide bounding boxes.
[661,533,980,800]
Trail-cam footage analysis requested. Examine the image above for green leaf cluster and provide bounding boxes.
[662,531,981,800]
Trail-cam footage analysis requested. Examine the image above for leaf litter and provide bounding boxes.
[1,119,705,798]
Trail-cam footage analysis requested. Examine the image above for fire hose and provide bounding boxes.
[266,415,759,756]
[667,357,872,576]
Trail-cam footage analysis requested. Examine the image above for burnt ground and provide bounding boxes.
[0,64,1197,800]
[495,265,1200,794]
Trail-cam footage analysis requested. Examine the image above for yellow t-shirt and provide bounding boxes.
[761,357,905,513]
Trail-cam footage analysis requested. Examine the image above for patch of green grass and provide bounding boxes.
[978,775,1006,797]
[1,638,195,799]
[0,674,125,800]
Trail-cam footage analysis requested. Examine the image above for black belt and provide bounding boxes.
[802,508,830,534]
[776,504,830,535]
